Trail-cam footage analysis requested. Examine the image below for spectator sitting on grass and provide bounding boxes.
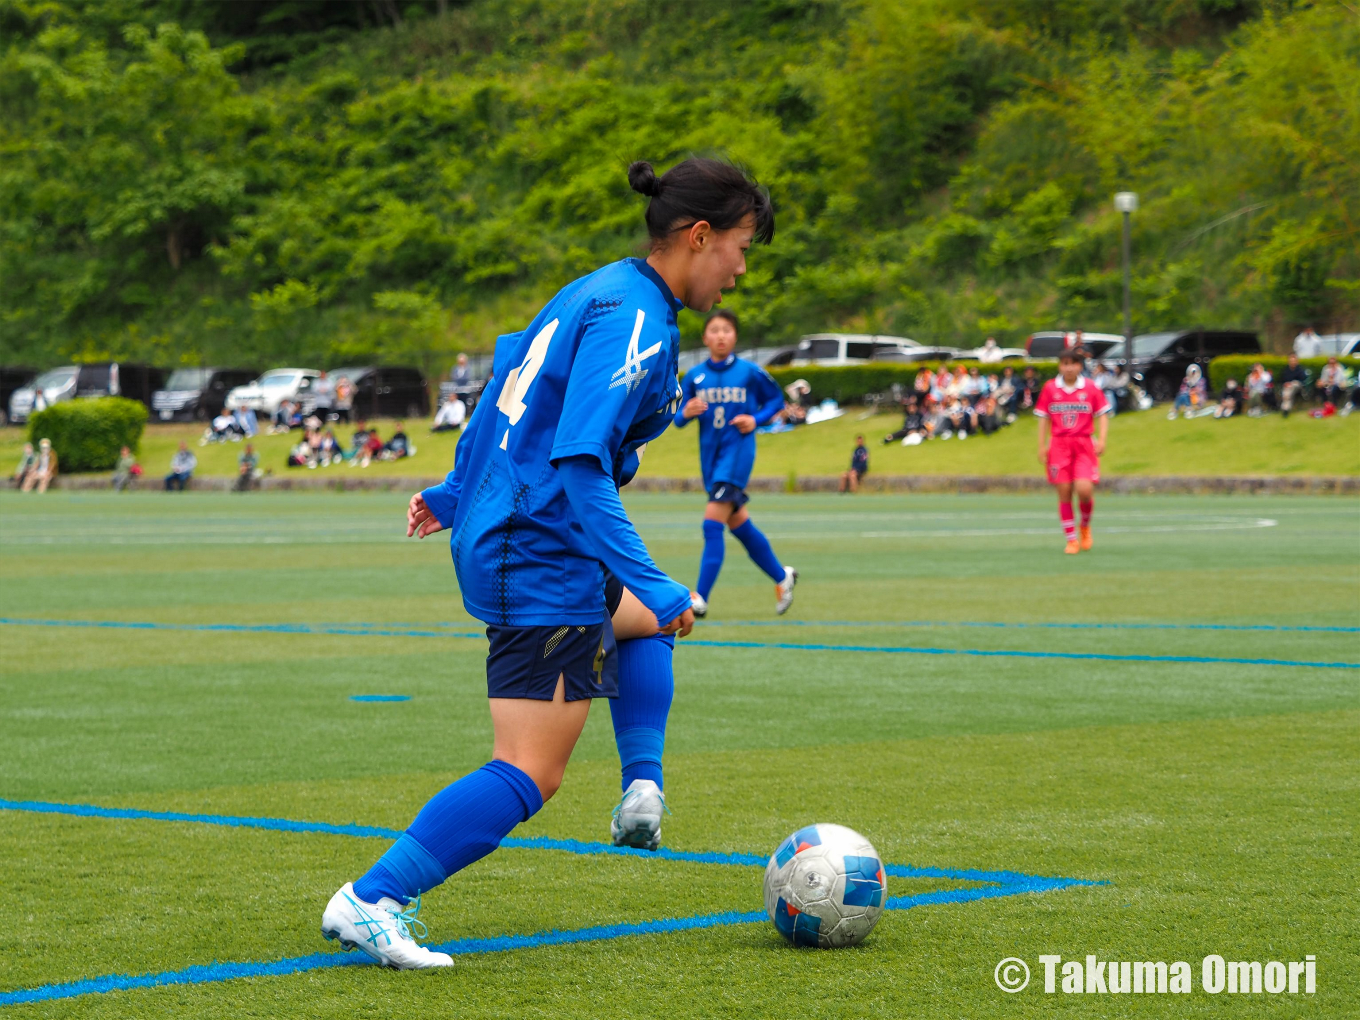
[1016,366,1040,412]
[22,438,57,493]
[912,367,933,404]
[205,407,239,444]
[431,395,466,432]
[884,395,927,444]
[1315,357,1353,413]
[959,366,985,405]
[1278,354,1308,418]
[937,395,970,440]
[12,442,35,488]
[1245,363,1272,417]
[351,425,383,468]
[840,434,869,493]
[344,421,371,463]
[235,444,260,491]
[287,438,313,468]
[112,446,140,491]
[974,394,1001,436]
[234,406,258,437]
[994,366,1017,421]
[269,399,293,434]
[1214,379,1241,419]
[318,428,341,466]
[381,422,411,460]
[1169,364,1208,419]
[164,442,195,491]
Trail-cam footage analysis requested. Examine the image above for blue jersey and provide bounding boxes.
[420,258,684,627]
[674,354,784,489]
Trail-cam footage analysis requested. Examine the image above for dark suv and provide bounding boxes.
[152,367,260,422]
[1117,329,1260,402]
[0,367,36,426]
[331,366,430,419]
[7,362,166,423]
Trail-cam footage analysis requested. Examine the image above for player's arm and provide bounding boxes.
[558,456,692,635]
[551,307,693,632]
[1035,411,1051,466]
[1093,406,1109,456]
[751,369,786,426]
[409,377,493,537]
[676,373,705,426]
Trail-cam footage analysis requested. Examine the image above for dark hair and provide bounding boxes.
[704,308,739,335]
[628,157,775,247]
[1059,346,1087,362]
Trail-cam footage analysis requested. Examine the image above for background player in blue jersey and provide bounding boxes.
[318,157,774,969]
[675,310,796,617]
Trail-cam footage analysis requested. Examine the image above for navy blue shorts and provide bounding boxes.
[485,620,617,702]
[602,568,624,617]
[708,482,749,508]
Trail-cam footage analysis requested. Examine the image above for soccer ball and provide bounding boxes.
[763,823,887,948]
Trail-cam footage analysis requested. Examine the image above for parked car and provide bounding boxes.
[1294,333,1360,358]
[152,367,260,422]
[791,334,925,366]
[7,362,165,424]
[1025,331,1125,360]
[331,366,430,419]
[0,367,36,426]
[748,345,798,368]
[872,345,963,363]
[1115,329,1261,402]
[226,368,321,417]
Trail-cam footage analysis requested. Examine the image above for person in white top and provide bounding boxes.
[977,337,1003,363]
[431,396,467,432]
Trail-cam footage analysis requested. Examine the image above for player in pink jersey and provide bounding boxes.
[1035,347,1109,554]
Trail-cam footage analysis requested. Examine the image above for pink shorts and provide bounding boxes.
[1047,436,1099,485]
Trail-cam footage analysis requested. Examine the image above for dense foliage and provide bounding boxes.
[2,0,1355,375]
[1206,354,1360,393]
[26,396,147,470]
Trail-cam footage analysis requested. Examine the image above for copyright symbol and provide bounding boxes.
[994,957,1030,993]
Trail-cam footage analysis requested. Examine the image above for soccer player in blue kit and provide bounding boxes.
[319,157,775,969]
[675,310,796,618]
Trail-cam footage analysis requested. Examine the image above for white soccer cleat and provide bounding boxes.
[690,591,708,618]
[610,779,667,851]
[321,883,453,970]
[775,567,797,616]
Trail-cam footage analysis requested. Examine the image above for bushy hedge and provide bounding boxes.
[1207,355,1360,395]
[27,397,147,472]
[767,361,1060,405]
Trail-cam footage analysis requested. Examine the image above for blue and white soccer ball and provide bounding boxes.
[763,823,887,948]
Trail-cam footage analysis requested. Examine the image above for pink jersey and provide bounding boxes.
[1034,377,1107,437]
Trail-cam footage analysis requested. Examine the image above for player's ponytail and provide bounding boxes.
[629,157,775,248]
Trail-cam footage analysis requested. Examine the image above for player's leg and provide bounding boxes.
[325,630,602,969]
[1075,478,1095,550]
[693,498,731,616]
[727,497,797,615]
[608,585,674,849]
[1055,478,1078,554]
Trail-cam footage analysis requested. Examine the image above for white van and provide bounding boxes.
[225,368,321,416]
[791,334,930,366]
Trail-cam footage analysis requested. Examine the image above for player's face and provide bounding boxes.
[703,317,738,359]
[1059,359,1082,383]
[685,214,756,312]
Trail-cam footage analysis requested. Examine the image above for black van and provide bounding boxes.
[1117,329,1260,402]
[331,366,430,419]
[152,367,260,421]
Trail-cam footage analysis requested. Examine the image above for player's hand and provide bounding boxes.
[1037,448,1048,466]
[661,608,695,638]
[1092,438,1106,455]
[731,414,756,434]
[407,493,445,539]
[683,397,709,419]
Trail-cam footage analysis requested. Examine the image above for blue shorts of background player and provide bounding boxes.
[675,309,796,618]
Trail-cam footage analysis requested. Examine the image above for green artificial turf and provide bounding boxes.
[3,404,1358,481]
[0,491,1357,1017]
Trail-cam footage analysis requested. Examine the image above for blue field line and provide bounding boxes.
[681,638,1360,670]
[700,619,1360,634]
[349,695,411,702]
[0,798,1098,1007]
[3,617,1354,670]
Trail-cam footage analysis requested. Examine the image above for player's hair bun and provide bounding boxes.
[628,161,660,197]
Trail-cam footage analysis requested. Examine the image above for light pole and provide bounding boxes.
[1114,192,1138,364]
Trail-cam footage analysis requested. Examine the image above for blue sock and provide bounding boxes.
[352,759,543,904]
[609,633,674,790]
[697,519,725,599]
[731,518,785,583]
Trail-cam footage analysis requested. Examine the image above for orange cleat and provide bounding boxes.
[1064,539,1080,555]
[1079,526,1093,551]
